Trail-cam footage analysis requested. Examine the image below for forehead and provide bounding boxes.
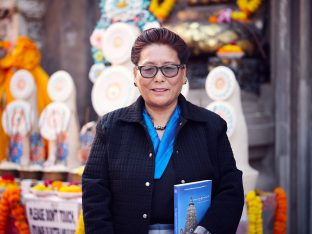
[139,44,180,65]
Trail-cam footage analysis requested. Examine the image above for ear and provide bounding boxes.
[133,66,137,77]
[133,67,139,84]
[182,66,188,79]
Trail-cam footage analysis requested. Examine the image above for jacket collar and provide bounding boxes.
[118,94,209,123]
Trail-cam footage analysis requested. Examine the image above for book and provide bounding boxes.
[174,180,212,234]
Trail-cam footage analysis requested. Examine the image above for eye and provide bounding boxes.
[141,66,157,76]
[162,65,177,75]
[141,66,156,73]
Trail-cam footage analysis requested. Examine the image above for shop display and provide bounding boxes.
[0,37,51,179]
[167,23,255,56]
[206,66,258,193]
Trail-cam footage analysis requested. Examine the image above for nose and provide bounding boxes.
[153,68,165,82]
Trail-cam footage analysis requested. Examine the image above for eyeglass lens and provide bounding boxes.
[140,65,181,78]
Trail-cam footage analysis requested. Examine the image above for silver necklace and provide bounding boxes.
[154,125,166,131]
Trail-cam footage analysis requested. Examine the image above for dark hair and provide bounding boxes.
[131,27,190,66]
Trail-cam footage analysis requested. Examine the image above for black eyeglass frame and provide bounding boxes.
[136,64,185,78]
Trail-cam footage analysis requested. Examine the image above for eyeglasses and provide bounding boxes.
[136,64,185,78]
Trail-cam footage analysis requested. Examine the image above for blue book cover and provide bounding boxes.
[174,180,212,234]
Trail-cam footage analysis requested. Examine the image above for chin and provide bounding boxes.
[146,98,177,109]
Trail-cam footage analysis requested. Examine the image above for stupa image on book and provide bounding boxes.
[174,180,212,234]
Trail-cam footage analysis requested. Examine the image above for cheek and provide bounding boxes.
[169,78,184,88]
[137,78,151,90]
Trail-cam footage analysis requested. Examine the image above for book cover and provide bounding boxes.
[174,180,212,234]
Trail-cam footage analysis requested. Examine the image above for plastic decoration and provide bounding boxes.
[205,66,236,101]
[90,0,158,65]
[207,101,236,137]
[91,66,137,116]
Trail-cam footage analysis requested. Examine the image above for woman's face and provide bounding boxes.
[134,44,186,109]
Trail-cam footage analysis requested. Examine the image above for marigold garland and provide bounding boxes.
[0,40,14,161]
[246,191,263,234]
[232,0,262,21]
[273,188,287,234]
[75,209,85,234]
[149,0,176,22]
[237,0,262,15]
[11,37,51,115]
[0,185,30,234]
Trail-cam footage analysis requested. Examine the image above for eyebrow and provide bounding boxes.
[140,61,178,66]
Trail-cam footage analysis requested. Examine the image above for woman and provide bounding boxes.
[82,27,244,234]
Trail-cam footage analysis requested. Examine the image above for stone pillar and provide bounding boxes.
[41,0,100,125]
[271,0,312,232]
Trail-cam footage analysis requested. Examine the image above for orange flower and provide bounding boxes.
[0,186,30,233]
[273,187,287,234]
[11,36,41,70]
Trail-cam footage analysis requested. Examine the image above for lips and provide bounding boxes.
[151,88,168,92]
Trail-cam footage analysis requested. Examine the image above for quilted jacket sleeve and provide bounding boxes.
[199,119,244,234]
[82,117,114,234]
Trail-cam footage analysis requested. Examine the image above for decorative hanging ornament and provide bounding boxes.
[101,22,140,65]
[89,63,106,83]
[48,70,74,102]
[91,66,137,116]
[206,101,236,137]
[149,0,176,22]
[90,29,106,50]
[39,102,71,141]
[105,0,145,21]
[2,100,32,137]
[205,66,236,101]
[10,69,36,100]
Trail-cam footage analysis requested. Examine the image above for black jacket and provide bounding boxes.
[82,95,244,234]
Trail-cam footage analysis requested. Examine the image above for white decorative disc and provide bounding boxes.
[206,101,236,137]
[181,80,189,98]
[10,69,35,99]
[89,63,106,83]
[101,23,140,65]
[90,29,105,50]
[39,102,71,141]
[48,71,74,102]
[205,66,236,101]
[2,100,32,136]
[91,66,137,116]
[105,0,144,21]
